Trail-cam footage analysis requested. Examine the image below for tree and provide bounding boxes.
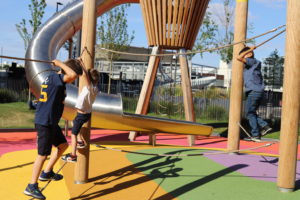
[15,0,47,50]
[194,11,218,58]
[97,4,135,94]
[195,0,254,64]
[212,0,235,64]
[15,0,47,106]
[263,49,284,89]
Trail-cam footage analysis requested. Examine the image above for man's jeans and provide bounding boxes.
[245,91,268,137]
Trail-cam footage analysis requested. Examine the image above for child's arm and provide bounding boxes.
[77,59,92,87]
[52,59,77,83]
[237,46,256,63]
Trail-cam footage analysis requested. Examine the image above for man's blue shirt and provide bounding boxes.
[35,73,66,126]
[243,58,265,92]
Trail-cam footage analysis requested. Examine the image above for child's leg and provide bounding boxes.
[71,133,77,156]
[44,142,68,173]
[77,132,84,142]
[30,155,47,184]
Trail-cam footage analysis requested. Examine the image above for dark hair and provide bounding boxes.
[88,69,100,85]
[63,59,83,75]
[239,46,251,55]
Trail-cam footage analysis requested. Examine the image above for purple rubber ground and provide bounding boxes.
[205,153,300,182]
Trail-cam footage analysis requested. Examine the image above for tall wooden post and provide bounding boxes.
[227,0,248,151]
[179,49,196,146]
[277,0,300,192]
[128,46,161,141]
[74,0,97,184]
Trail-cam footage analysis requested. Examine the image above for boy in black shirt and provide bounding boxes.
[24,59,83,199]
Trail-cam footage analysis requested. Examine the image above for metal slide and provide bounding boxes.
[25,0,212,136]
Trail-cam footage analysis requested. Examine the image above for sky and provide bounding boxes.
[0,0,287,67]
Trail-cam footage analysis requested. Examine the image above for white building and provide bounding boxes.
[217,60,232,89]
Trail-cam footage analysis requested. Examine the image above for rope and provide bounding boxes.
[1,25,285,65]
[93,142,276,157]
[255,29,286,48]
[99,25,286,57]
[0,55,53,64]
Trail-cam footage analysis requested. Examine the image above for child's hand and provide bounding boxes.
[52,59,61,67]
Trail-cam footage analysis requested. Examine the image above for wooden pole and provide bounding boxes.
[74,0,97,184]
[277,0,300,192]
[179,48,196,146]
[227,0,248,151]
[128,46,161,141]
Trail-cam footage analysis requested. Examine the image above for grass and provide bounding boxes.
[1,102,298,140]
[0,102,35,128]
[0,102,65,128]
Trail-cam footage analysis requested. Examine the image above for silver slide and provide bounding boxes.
[25,0,212,136]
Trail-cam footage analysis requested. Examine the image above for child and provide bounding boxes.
[62,65,99,162]
[237,46,272,142]
[24,59,83,200]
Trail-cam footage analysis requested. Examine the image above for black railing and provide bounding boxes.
[1,80,283,122]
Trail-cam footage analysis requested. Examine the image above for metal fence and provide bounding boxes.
[1,79,282,122]
[0,76,28,102]
[99,83,282,122]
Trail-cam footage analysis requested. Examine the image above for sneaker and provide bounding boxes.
[243,136,261,142]
[261,125,272,136]
[251,136,261,142]
[62,153,77,163]
[24,183,45,199]
[39,170,63,181]
[77,141,86,149]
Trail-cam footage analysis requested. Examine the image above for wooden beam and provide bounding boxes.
[151,0,159,45]
[162,0,167,45]
[167,0,173,46]
[179,49,196,146]
[128,46,161,141]
[277,0,300,192]
[171,0,179,46]
[227,0,248,151]
[178,0,191,47]
[74,0,97,184]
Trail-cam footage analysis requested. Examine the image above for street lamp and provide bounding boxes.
[56,2,63,12]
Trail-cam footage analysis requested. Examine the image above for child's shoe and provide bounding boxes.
[39,170,63,181]
[77,141,86,149]
[24,183,45,199]
[62,153,77,163]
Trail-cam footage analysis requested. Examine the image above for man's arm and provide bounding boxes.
[237,46,256,63]
[52,59,77,83]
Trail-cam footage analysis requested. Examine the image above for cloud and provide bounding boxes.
[207,2,235,27]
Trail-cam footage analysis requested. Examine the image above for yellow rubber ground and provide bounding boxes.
[0,143,176,200]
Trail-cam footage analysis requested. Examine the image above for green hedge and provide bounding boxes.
[0,88,19,103]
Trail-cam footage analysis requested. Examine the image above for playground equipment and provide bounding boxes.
[129,0,211,145]
[24,0,299,193]
[25,0,212,137]
[228,0,299,193]
[25,0,212,184]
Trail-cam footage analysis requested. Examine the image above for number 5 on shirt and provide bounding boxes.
[39,85,48,102]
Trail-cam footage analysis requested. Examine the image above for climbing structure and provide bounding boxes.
[129,0,210,146]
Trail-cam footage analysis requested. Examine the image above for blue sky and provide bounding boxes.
[0,0,286,67]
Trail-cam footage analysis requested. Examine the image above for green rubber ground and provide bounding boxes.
[127,148,300,200]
